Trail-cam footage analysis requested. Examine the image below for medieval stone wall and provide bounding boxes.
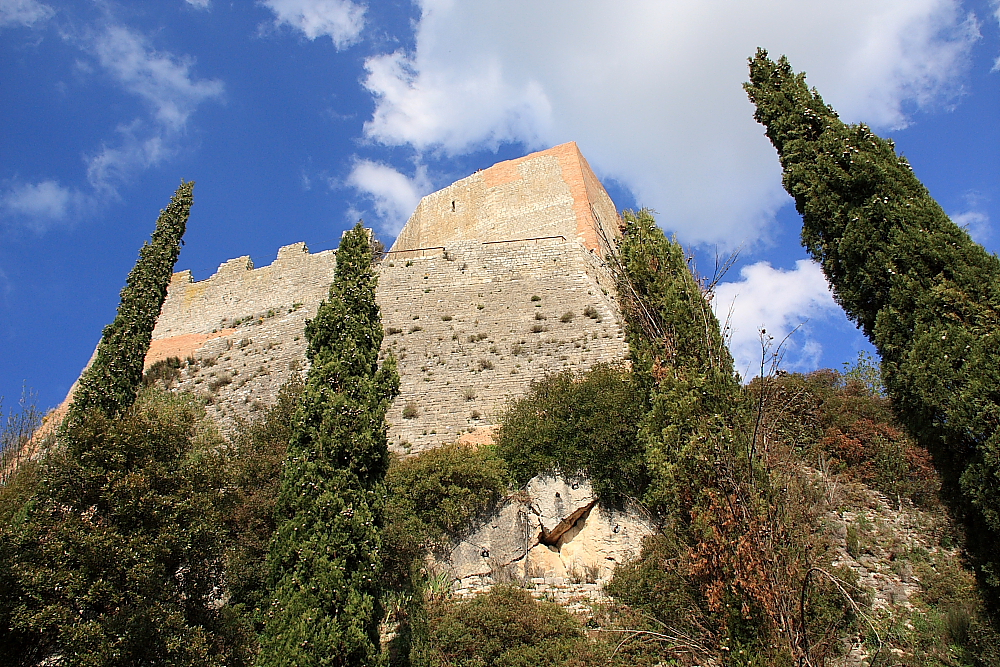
[148,237,627,454]
[390,142,620,259]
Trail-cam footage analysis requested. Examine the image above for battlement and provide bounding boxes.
[152,242,337,340]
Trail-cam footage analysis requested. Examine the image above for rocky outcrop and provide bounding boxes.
[435,475,656,610]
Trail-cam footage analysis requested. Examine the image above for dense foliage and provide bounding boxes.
[385,443,509,569]
[614,209,741,517]
[0,389,237,667]
[495,364,648,503]
[64,181,193,428]
[609,210,865,664]
[754,369,939,507]
[256,224,399,667]
[746,49,1000,594]
[415,586,594,667]
[224,376,305,658]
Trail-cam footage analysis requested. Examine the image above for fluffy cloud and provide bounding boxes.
[362,0,979,247]
[92,25,224,131]
[346,159,431,235]
[950,190,992,243]
[1,180,87,231]
[0,0,54,28]
[260,0,365,47]
[713,260,841,378]
[185,0,211,9]
[79,25,223,194]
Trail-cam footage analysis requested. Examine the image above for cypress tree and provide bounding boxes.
[256,223,399,666]
[64,180,193,428]
[0,179,247,665]
[745,50,1000,591]
[614,209,740,516]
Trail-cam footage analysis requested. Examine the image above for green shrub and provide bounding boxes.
[1,388,237,667]
[495,364,648,503]
[385,443,509,567]
[417,586,588,667]
[223,377,304,655]
[142,356,182,388]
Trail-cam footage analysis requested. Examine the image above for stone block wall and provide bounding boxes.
[390,142,620,260]
[146,237,628,454]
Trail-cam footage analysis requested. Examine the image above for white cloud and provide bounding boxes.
[91,25,224,131]
[1,180,87,230]
[75,25,224,194]
[3,23,223,229]
[362,0,979,247]
[993,0,1000,71]
[260,0,365,47]
[952,192,991,243]
[0,0,54,28]
[85,122,170,193]
[185,0,211,8]
[346,159,431,235]
[713,260,841,378]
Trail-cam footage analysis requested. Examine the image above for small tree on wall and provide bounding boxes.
[256,223,399,667]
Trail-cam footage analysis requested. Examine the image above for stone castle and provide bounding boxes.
[145,142,630,455]
[51,142,654,607]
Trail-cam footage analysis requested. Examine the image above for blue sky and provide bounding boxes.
[2,0,998,411]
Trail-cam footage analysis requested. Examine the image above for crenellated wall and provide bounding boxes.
[148,236,627,455]
[136,142,629,454]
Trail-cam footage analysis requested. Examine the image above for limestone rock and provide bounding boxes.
[435,474,656,602]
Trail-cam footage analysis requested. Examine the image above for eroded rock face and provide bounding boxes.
[437,475,656,600]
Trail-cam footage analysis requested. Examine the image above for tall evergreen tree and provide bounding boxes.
[614,209,740,516]
[745,50,1000,592]
[257,224,399,667]
[0,182,248,665]
[64,180,193,428]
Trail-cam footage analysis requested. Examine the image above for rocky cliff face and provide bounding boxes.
[438,476,656,614]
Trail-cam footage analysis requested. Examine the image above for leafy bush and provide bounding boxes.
[143,356,182,388]
[416,586,593,667]
[751,369,939,508]
[385,443,509,567]
[495,364,648,503]
[1,388,238,667]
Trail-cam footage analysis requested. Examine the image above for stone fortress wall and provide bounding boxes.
[146,142,630,454]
